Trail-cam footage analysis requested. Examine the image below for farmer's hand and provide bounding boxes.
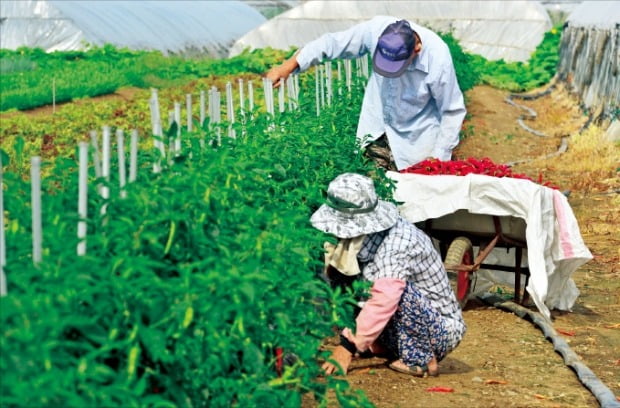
[265,55,299,87]
[322,346,353,375]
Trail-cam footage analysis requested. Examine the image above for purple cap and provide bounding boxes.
[372,20,416,78]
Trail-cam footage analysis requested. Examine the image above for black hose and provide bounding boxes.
[504,77,559,138]
[479,293,620,408]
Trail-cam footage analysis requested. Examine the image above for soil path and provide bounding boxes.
[327,84,620,407]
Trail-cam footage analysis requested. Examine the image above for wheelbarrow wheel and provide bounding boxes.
[444,237,474,309]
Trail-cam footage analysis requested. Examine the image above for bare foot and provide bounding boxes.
[427,356,439,376]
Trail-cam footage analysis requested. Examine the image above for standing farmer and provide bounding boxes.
[266,16,467,171]
[311,173,466,376]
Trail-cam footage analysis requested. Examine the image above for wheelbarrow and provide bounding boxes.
[419,209,530,308]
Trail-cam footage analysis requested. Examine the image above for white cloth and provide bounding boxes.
[323,236,365,276]
[387,172,593,321]
[295,15,466,170]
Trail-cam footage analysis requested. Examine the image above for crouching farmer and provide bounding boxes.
[310,173,466,377]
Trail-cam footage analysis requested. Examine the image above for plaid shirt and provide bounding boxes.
[357,216,465,333]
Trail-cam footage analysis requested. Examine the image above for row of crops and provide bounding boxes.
[0,28,562,114]
[0,27,563,406]
[0,45,292,112]
[1,61,389,406]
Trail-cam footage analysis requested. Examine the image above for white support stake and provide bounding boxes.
[325,61,332,107]
[89,130,103,197]
[101,126,110,216]
[226,82,236,138]
[345,59,352,93]
[262,78,272,116]
[129,129,138,182]
[89,130,102,179]
[248,81,254,117]
[337,60,343,96]
[278,77,285,113]
[286,76,293,111]
[153,121,164,174]
[30,156,42,264]
[238,78,245,117]
[210,87,222,145]
[116,129,127,198]
[186,94,193,132]
[77,142,88,256]
[174,102,181,154]
[287,74,299,111]
[319,65,325,108]
[149,89,164,173]
[315,67,320,117]
[208,88,214,122]
[200,90,206,127]
[295,74,300,102]
[269,79,275,115]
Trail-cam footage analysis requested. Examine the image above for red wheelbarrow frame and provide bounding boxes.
[421,212,530,308]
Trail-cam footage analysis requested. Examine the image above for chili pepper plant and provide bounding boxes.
[0,71,381,407]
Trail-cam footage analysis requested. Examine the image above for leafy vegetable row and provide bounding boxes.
[1,75,380,407]
[0,26,562,112]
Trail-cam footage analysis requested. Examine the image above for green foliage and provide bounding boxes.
[439,26,561,93]
[1,25,561,112]
[471,26,563,92]
[439,32,480,93]
[0,27,565,402]
[1,79,380,406]
[0,45,289,111]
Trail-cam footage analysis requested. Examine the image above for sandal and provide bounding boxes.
[388,359,439,377]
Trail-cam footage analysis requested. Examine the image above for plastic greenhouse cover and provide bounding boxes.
[0,0,266,57]
[566,1,620,29]
[230,0,553,62]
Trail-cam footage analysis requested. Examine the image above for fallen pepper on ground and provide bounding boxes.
[426,386,455,393]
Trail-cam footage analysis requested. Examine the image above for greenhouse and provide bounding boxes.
[0,0,266,57]
[557,0,620,122]
[230,0,553,62]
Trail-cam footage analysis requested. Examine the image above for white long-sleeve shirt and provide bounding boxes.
[296,16,467,170]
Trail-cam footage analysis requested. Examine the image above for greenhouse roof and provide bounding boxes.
[0,0,266,57]
[566,1,620,29]
[230,0,553,62]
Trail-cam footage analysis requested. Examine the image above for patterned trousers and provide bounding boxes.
[378,281,453,368]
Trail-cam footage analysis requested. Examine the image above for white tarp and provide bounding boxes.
[229,0,553,62]
[387,172,593,321]
[0,0,266,57]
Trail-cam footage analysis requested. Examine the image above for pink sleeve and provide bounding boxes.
[342,278,406,352]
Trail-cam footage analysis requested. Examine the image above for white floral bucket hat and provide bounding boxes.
[310,173,399,239]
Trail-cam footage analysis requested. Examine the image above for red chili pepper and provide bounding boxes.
[399,158,561,190]
[426,386,455,393]
[275,347,283,376]
[556,328,576,336]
